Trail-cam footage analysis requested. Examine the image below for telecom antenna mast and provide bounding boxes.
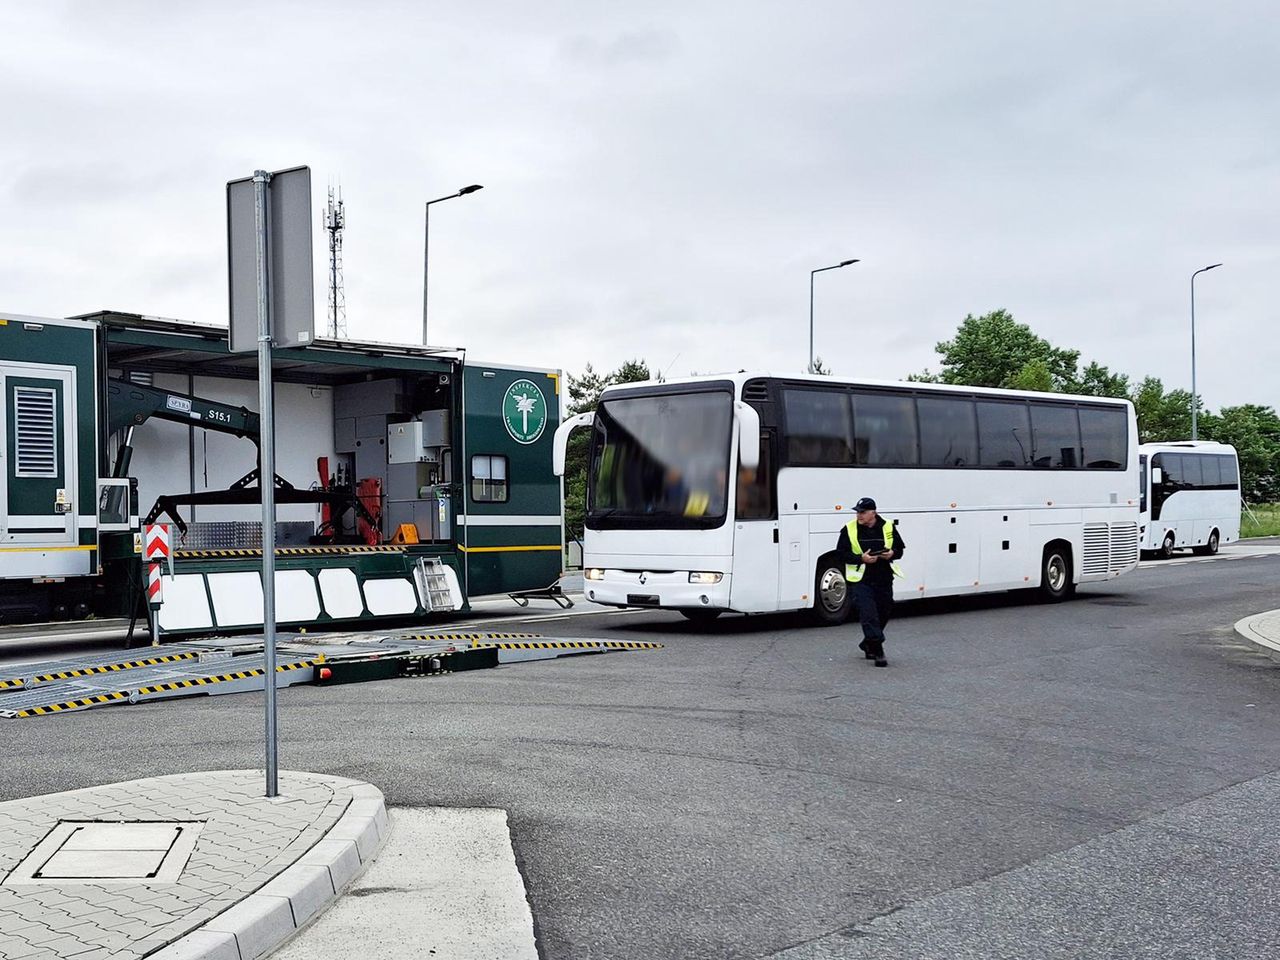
[323,185,347,338]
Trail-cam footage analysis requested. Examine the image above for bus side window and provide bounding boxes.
[1201,456,1222,487]
[1221,455,1239,488]
[1182,454,1203,488]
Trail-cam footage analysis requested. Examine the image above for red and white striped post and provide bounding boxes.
[143,524,172,644]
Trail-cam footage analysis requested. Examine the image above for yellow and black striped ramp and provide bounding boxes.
[30,651,201,685]
[0,678,24,691]
[403,632,544,642]
[469,639,664,651]
[3,691,130,719]
[176,545,412,558]
[135,657,325,698]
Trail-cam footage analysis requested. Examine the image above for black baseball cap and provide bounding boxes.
[855,497,877,512]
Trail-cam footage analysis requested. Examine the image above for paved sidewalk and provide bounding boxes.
[1234,608,1280,660]
[0,770,387,960]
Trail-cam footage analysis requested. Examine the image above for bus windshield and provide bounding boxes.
[588,390,733,527]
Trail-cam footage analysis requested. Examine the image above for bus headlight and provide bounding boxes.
[688,571,723,584]
[585,568,606,581]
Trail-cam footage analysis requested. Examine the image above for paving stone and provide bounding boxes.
[0,772,379,960]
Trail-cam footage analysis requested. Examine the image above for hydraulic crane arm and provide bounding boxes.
[107,378,260,441]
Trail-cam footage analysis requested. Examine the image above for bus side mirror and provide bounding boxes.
[735,401,760,470]
[552,412,595,476]
[1151,467,1163,486]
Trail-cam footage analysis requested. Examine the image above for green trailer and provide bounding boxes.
[0,310,564,633]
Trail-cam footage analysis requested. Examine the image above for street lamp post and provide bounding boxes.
[423,184,484,346]
[809,258,859,373]
[1190,262,1222,440]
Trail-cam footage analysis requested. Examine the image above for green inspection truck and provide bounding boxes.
[0,310,564,634]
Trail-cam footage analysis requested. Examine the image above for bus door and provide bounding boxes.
[730,430,782,612]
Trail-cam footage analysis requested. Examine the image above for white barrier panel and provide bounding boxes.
[318,568,365,619]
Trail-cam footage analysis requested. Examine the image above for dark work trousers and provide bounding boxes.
[852,580,894,647]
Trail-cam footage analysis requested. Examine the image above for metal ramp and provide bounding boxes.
[0,629,662,719]
[0,652,323,718]
[0,646,208,691]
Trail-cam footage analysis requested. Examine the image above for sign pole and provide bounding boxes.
[253,169,280,799]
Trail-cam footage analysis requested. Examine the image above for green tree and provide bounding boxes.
[1201,404,1280,502]
[932,309,1080,390]
[1130,377,1194,443]
[1006,358,1055,393]
[563,359,653,541]
[1068,361,1131,399]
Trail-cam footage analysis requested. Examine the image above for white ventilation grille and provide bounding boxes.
[14,387,58,478]
[1082,523,1109,576]
[1109,521,1140,573]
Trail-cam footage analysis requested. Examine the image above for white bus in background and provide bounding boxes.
[1139,441,1240,558]
[554,374,1141,624]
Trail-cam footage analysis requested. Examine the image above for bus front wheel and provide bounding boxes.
[1039,545,1074,603]
[1193,529,1220,557]
[1159,532,1176,559]
[809,556,852,625]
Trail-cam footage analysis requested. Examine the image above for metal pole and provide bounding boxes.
[807,259,859,374]
[253,169,279,799]
[1190,271,1197,441]
[421,201,430,346]
[1189,263,1221,442]
[808,270,815,374]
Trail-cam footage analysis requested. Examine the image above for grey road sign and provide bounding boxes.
[227,166,315,352]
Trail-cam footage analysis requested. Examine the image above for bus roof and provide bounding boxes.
[600,371,1134,409]
[1140,440,1237,454]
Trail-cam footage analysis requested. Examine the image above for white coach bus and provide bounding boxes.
[1139,441,1240,558]
[554,374,1140,624]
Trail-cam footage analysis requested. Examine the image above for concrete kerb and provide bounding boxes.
[148,780,390,960]
[1233,609,1280,661]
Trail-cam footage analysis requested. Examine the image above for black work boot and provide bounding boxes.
[873,644,888,667]
[858,640,875,660]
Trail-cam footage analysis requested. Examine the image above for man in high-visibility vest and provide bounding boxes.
[835,497,906,667]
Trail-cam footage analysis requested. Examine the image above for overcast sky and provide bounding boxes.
[2,1,1276,411]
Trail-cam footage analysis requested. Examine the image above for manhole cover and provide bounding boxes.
[4,821,204,886]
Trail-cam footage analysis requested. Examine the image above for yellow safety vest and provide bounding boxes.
[845,519,904,583]
[684,491,711,517]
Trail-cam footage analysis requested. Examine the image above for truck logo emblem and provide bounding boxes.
[638,572,647,585]
[502,379,548,445]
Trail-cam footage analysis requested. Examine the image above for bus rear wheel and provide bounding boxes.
[809,556,852,625]
[1193,529,1220,556]
[1038,545,1074,603]
[1159,532,1176,559]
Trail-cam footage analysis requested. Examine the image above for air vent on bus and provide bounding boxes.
[742,380,769,401]
[1109,522,1139,573]
[1082,523,1109,576]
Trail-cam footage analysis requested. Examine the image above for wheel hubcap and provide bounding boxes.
[819,568,847,612]
[1047,555,1066,592]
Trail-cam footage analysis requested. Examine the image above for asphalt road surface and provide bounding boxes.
[5,547,1280,959]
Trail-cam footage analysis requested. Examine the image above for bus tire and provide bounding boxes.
[1038,543,1074,603]
[679,609,723,624]
[1159,532,1176,559]
[809,554,852,625]
[1193,529,1220,556]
